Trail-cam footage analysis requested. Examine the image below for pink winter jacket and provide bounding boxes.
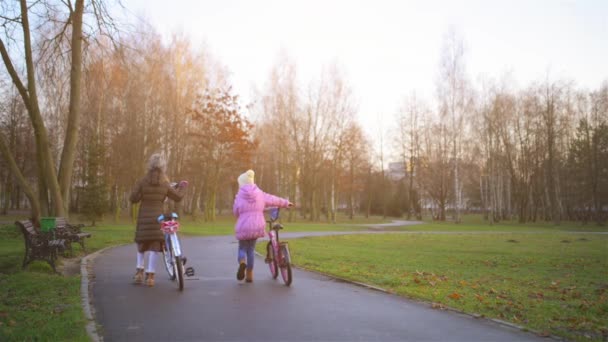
[233,184,290,240]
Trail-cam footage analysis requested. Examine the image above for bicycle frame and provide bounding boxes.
[269,229,290,266]
[159,213,188,291]
[266,207,292,286]
[165,232,182,258]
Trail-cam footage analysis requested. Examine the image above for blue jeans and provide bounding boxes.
[238,239,257,270]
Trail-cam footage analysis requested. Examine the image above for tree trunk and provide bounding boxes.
[190,183,202,221]
[204,187,216,222]
[59,0,85,214]
[0,135,41,223]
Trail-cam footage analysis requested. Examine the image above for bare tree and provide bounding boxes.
[255,52,300,221]
[0,0,117,221]
[436,28,470,223]
[396,92,425,219]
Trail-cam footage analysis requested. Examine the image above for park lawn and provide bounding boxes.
[353,214,608,233]
[0,271,87,341]
[285,232,608,342]
[0,224,88,341]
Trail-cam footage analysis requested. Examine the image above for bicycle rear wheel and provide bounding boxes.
[279,243,292,286]
[266,242,278,279]
[163,239,176,280]
[176,256,184,291]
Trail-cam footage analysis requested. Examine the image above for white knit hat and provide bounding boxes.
[147,153,166,173]
[238,170,255,186]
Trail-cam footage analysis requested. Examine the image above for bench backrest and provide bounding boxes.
[15,220,40,248]
[15,220,37,239]
[55,217,68,229]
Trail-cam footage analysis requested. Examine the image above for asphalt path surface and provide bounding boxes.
[92,231,547,342]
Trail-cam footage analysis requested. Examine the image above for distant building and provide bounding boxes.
[387,162,406,181]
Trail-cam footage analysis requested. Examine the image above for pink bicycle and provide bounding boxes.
[265,207,292,286]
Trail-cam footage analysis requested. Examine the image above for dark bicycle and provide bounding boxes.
[265,207,292,286]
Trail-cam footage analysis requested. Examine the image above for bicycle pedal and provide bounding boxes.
[181,257,187,266]
[185,267,195,277]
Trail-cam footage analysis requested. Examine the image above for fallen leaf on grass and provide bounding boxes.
[528,292,544,299]
[475,294,485,302]
[459,280,468,287]
[8,320,16,326]
[448,292,463,300]
[579,300,591,311]
[538,331,551,337]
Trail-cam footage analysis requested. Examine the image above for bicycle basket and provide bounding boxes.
[160,220,180,234]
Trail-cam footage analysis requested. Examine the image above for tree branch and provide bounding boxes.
[0,14,22,24]
[0,38,31,111]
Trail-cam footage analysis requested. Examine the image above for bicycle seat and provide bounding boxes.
[272,223,284,230]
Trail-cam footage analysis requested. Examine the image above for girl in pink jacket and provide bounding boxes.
[233,170,293,282]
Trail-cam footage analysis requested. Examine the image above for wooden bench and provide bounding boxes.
[54,217,92,254]
[16,220,65,272]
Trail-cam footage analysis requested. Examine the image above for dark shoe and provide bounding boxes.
[237,261,246,281]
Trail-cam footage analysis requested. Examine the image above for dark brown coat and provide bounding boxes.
[130,169,184,247]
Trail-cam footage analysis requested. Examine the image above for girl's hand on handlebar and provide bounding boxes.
[178,180,189,189]
[287,202,295,208]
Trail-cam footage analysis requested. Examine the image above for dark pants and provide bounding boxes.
[238,239,257,270]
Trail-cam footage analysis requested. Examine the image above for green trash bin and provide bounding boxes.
[40,217,56,232]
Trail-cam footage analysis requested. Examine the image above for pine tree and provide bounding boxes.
[80,138,109,226]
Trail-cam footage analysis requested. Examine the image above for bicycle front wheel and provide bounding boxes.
[176,256,184,291]
[279,243,292,286]
[163,239,176,280]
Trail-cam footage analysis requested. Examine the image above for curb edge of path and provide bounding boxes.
[293,264,561,341]
[81,244,128,342]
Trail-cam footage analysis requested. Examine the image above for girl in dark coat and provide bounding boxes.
[130,153,186,286]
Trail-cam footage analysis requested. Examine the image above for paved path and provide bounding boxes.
[91,231,547,341]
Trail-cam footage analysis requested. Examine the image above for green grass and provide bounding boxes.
[366,214,608,233]
[0,272,88,341]
[282,232,608,341]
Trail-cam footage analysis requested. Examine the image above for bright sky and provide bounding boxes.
[124,0,607,142]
